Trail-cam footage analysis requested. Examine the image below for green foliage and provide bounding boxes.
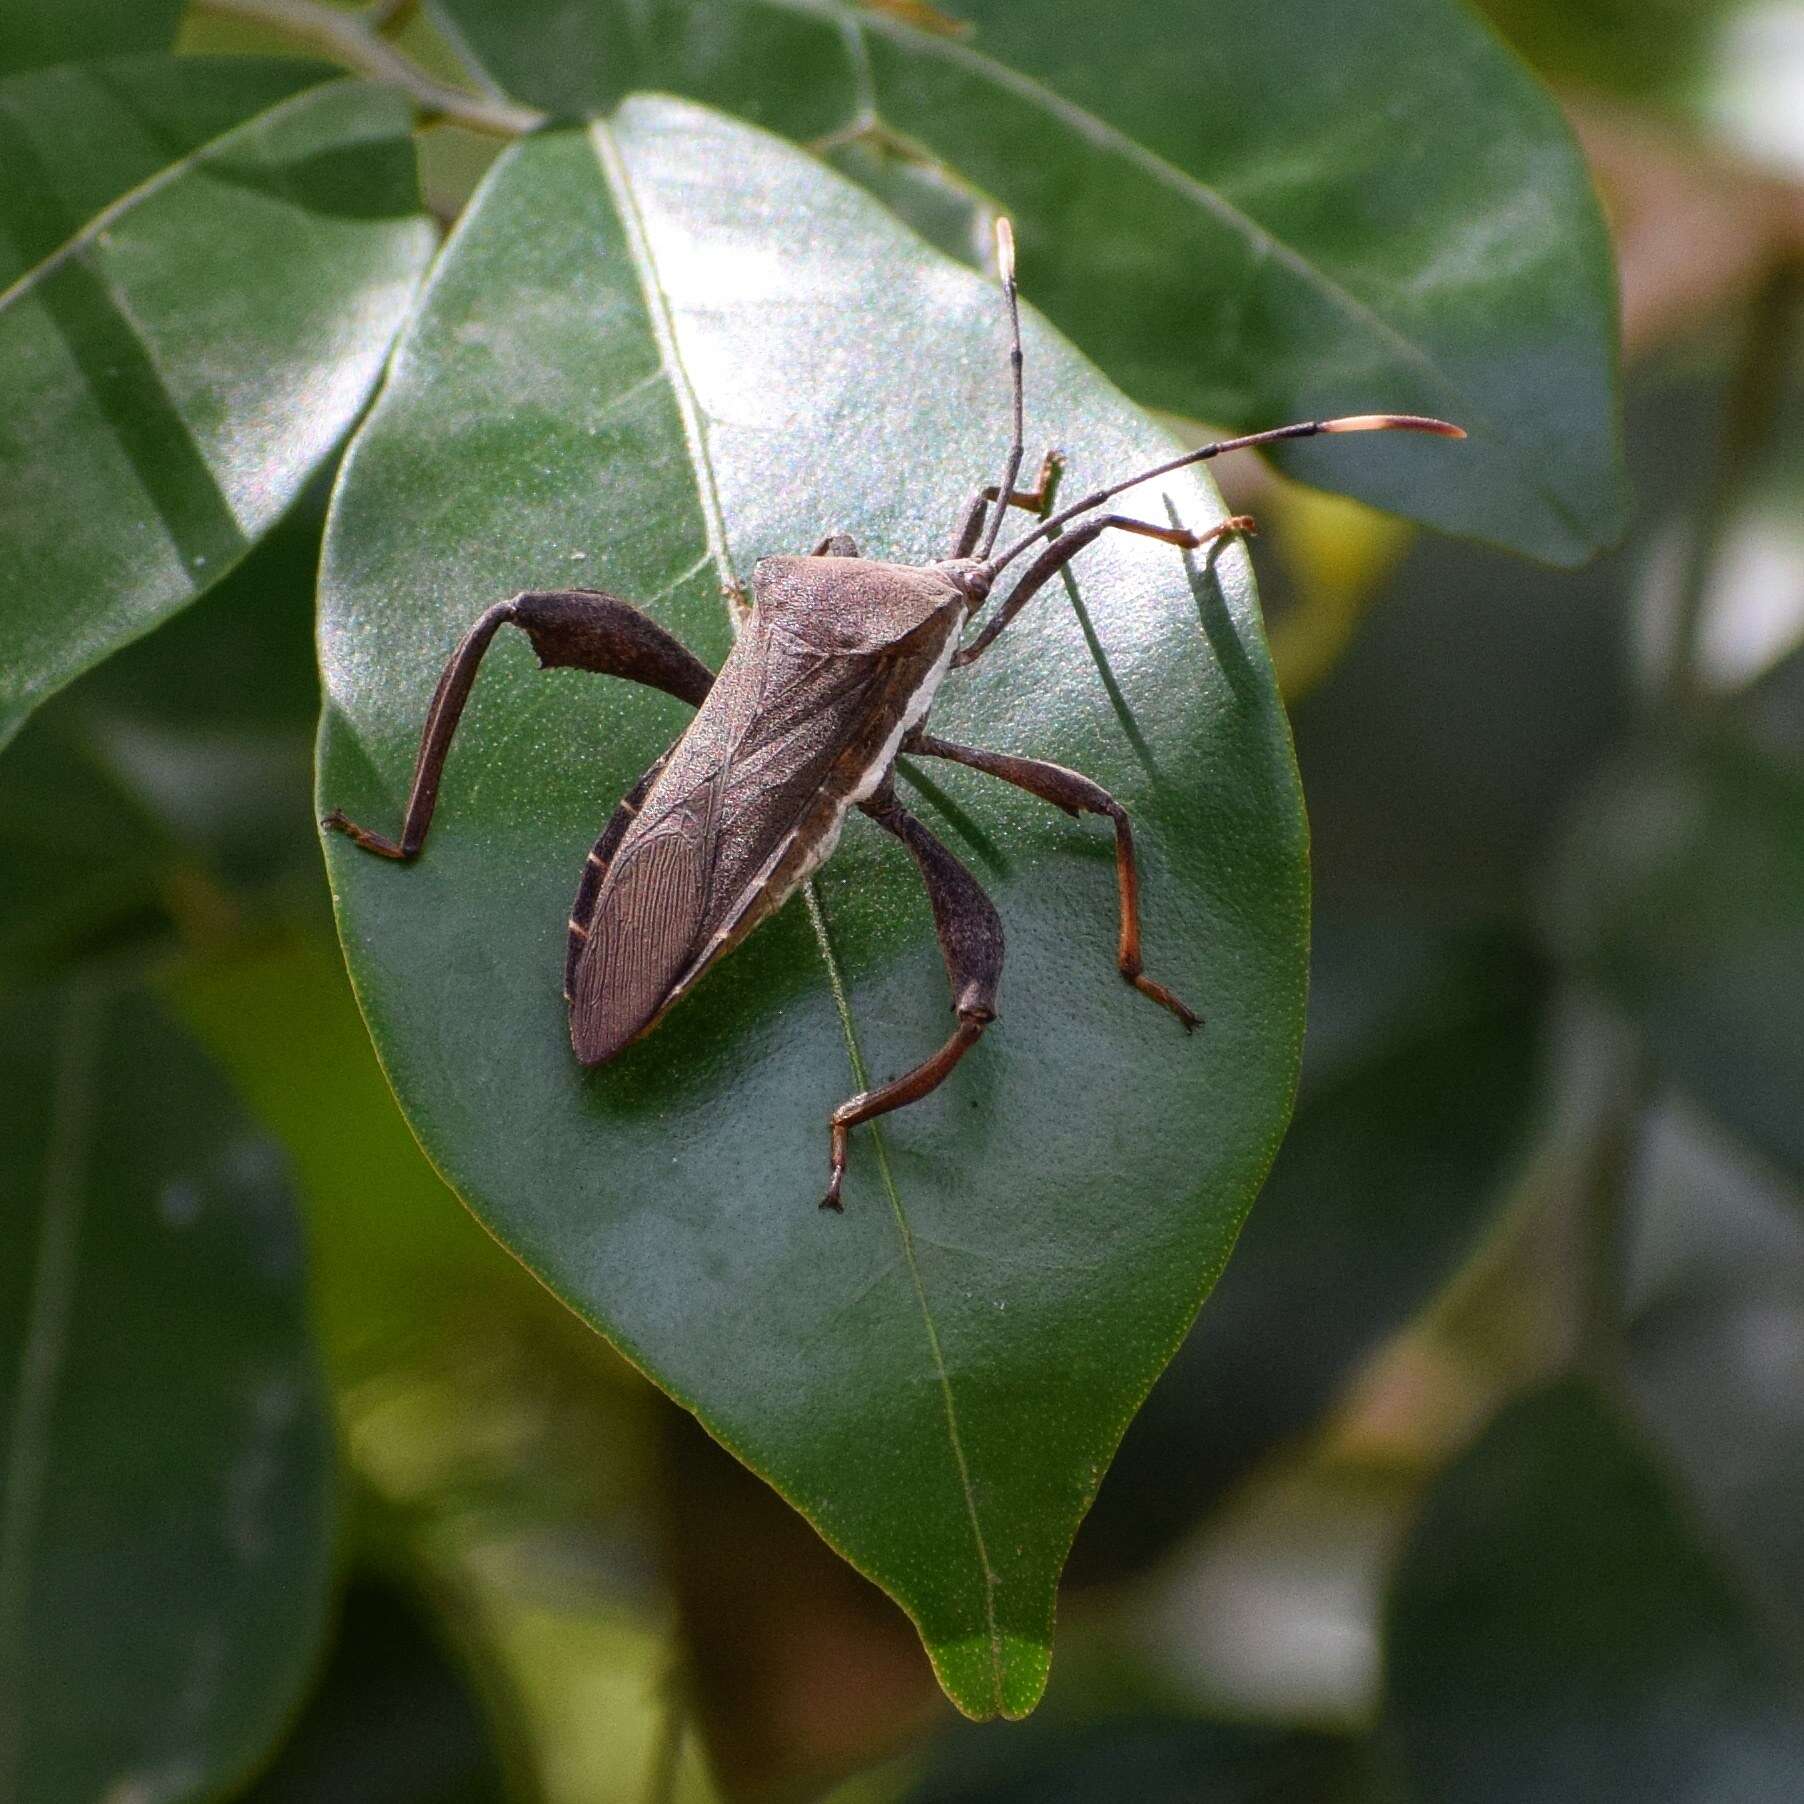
[0,58,434,746]
[1075,918,1548,1579]
[430,0,1626,562]
[0,982,334,1804]
[5,0,1798,1792]
[1383,1378,1804,1801]
[1561,733,1804,1183]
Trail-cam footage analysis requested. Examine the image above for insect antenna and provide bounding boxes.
[983,413,1467,577]
[975,216,1027,561]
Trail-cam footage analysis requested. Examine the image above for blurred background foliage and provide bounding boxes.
[2,0,1802,1799]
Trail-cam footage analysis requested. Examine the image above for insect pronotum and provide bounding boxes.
[325,219,1463,1210]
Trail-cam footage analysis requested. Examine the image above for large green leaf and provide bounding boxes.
[0,58,436,748]
[430,0,1626,563]
[1382,1378,1804,1802]
[0,982,335,1803]
[318,100,1309,1718]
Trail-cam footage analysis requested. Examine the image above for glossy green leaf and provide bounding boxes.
[318,100,1308,1718]
[0,58,436,748]
[1382,1378,1804,1803]
[0,0,181,76]
[0,982,335,1803]
[430,0,1626,563]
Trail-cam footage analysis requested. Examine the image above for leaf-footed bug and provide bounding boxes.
[323,219,1463,1210]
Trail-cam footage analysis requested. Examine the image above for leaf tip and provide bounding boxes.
[929,1628,1051,1721]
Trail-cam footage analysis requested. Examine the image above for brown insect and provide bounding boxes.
[324,221,1462,1209]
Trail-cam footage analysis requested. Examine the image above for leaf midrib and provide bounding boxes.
[585,116,1004,1705]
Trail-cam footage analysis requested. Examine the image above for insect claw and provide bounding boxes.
[321,807,407,860]
[822,1120,851,1210]
[1131,972,1203,1031]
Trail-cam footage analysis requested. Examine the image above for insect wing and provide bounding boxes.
[569,566,963,1065]
[569,808,709,1065]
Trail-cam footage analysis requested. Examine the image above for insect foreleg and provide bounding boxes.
[954,510,1254,668]
[821,788,1004,1211]
[907,733,1200,1030]
[323,590,714,862]
[948,448,1064,558]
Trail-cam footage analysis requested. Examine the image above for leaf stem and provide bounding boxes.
[192,0,545,137]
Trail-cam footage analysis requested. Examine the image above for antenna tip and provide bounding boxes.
[1320,413,1466,439]
[995,215,1016,286]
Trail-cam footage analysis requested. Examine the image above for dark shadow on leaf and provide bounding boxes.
[204,134,427,225]
[1170,496,1257,707]
[0,107,247,583]
[1061,562,1160,784]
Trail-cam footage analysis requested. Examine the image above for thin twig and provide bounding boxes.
[193,0,544,137]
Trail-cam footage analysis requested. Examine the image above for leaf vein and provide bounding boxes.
[590,109,1004,1702]
[803,886,1005,1712]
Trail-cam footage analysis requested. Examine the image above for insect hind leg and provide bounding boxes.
[323,589,713,863]
[822,788,1004,1211]
[908,732,1200,1029]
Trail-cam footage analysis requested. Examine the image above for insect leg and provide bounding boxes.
[322,590,714,861]
[948,449,1065,557]
[821,789,1004,1211]
[955,510,1255,667]
[907,733,1200,1030]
